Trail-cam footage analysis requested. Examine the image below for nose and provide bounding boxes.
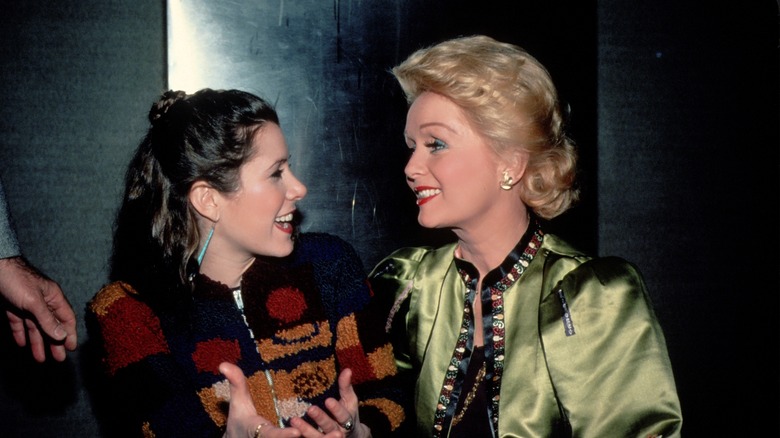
[404,147,423,183]
[287,171,307,201]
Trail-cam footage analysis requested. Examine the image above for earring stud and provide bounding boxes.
[500,171,514,190]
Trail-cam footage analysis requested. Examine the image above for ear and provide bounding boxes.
[188,181,220,222]
[499,150,529,187]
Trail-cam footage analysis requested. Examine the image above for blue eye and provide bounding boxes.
[425,138,447,151]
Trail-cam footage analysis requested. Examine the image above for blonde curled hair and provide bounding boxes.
[392,35,579,219]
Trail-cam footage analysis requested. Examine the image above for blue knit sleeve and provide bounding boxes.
[293,232,410,435]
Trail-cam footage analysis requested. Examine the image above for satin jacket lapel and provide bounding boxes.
[409,243,460,434]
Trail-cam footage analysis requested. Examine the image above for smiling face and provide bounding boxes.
[404,92,506,232]
[213,123,307,260]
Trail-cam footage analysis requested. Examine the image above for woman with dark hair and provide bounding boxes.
[87,88,405,438]
[370,35,682,437]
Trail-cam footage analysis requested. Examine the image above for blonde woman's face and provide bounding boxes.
[403,92,504,232]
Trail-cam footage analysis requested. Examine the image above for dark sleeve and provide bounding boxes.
[0,179,21,259]
[299,233,411,436]
[368,247,431,373]
[367,247,432,436]
[84,283,224,438]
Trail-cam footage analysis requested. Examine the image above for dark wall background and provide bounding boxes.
[599,2,779,434]
[0,1,776,436]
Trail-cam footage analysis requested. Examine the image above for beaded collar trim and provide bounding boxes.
[431,224,544,437]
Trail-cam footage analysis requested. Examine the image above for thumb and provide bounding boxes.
[31,287,67,341]
[338,367,356,400]
[338,367,353,389]
[219,361,247,388]
[219,362,257,417]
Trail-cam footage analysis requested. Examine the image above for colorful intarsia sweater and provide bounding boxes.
[87,233,406,437]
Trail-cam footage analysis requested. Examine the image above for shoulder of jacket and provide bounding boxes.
[566,256,643,287]
[299,231,343,243]
[539,235,644,296]
[296,232,348,251]
[540,233,589,259]
[295,232,360,262]
[370,242,456,279]
[88,281,143,317]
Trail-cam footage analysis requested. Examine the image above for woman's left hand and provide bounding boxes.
[292,368,371,438]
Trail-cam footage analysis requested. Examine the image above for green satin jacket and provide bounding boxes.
[370,233,682,438]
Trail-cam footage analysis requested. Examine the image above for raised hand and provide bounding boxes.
[318,368,370,438]
[219,362,301,438]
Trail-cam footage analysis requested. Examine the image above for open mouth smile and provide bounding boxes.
[414,186,442,206]
[274,212,295,234]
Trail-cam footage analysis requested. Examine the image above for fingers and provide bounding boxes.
[219,361,258,425]
[35,277,78,351]
[219,362,254,417]
[332,368,359,419]
[219,363,360,438]
[220,362,261,438]
[324,399,356,433]
[49,341,68,362]
[24,317,47,363]
[6,310,26,347]
[28,279,66,340]
[6,309,68,362]
[337,368,357,405]
[219,362,304,438]
[324,368,364,437]
[291,410,344,438]
[253,422,302,438]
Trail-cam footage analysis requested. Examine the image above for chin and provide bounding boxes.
[262,240,295,258]
[417,215,445,230]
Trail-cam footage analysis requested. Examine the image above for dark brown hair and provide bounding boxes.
[110,88,279,302]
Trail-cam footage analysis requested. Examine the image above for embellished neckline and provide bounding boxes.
[453,219,539,287]
[431,222,544,438]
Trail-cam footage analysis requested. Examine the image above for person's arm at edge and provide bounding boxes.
[0,180,77,362]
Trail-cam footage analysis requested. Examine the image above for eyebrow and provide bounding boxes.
[420,122,458,133]
[404,122,459,140]
[266,157,289,170]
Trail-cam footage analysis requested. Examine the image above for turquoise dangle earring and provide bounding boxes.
[196,224,215,265]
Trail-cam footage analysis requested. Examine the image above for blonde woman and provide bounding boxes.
[371,35,682,437]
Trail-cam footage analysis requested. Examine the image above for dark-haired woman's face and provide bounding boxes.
[213,123,307,260]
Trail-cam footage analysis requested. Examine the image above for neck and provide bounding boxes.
[198,254,255,288]
[454,208,530,277]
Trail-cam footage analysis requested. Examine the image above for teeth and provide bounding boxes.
[275,213,293,223]
[416,189,441,199]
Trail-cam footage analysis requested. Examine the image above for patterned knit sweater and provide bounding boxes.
[86,233,406,437]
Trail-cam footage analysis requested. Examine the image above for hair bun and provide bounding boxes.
[149,90,187,125]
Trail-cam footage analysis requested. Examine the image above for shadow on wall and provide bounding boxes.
[0,326,79,415]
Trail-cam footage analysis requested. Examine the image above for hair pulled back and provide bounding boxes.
[392,35,579,219]
[110,88,279,302]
